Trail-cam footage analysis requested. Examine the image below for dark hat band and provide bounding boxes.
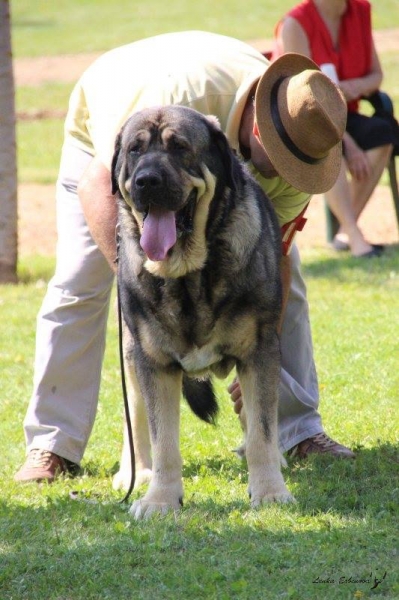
[270,76,322,166]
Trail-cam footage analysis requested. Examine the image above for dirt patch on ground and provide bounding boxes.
[14,29,399,87]
[15,30,399,256]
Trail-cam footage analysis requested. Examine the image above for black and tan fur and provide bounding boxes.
[111,105,293,518]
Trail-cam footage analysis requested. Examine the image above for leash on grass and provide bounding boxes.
[70,227,136,505]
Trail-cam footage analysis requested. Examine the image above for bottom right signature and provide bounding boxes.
[312,570,387,590]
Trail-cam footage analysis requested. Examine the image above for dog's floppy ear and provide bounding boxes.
[205,115,242,192]
[111,131,123,195]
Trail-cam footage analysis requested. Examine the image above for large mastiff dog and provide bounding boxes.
[111,105,293,519]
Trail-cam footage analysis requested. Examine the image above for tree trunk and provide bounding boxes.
[0,0,18,283]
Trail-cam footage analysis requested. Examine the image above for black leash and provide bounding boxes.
[115,230,136,504]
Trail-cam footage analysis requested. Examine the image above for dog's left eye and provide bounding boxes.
[129,143,142,155]
[169,137,189,152]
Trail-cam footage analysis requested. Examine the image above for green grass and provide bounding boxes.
[10,0,301,58]
[16,82,73,183]
[17,119,64,184]
[16,82,74,113]
[10,0,399,58]
[1,250,399,599]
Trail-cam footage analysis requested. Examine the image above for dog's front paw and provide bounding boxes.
[129,480,184,520]
[129,492,183,520]
[250,490,296,506]
[249,473,295,506]
[130,498,182,520]
[112,468,152,492]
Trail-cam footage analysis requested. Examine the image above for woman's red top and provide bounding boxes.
[273,0,373,112]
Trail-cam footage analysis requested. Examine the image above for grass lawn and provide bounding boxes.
[1,250,398,600]
[10,0,399,58]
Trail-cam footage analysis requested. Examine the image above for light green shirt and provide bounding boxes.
[65,30,310,226]
[249,167,310,227]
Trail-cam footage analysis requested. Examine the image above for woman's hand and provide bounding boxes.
[343,134,371,180]
[339,78,364,102]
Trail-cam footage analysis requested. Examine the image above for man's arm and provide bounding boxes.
[78,157,119,272]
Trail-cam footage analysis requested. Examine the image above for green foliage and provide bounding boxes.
[1,250,399,599]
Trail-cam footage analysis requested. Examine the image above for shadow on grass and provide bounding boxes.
[80,460,121,479]
[181,442,399,517]
[2,443,397,599]
[75,441,398,518]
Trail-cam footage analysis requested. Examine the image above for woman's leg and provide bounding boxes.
[325,160,375,256]
[350,144,393,219]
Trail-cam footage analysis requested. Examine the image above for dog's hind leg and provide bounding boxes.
[237,336,295,505]
[113,360,153,492]
[129,368,184,520]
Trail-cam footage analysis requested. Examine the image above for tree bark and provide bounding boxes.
[0,0,18,283]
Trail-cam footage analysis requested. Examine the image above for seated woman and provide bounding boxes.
[273,0,398,257]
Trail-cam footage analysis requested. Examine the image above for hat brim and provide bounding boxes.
[255,53,343,194]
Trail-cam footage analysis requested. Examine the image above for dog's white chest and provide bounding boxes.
[178,343,222,374]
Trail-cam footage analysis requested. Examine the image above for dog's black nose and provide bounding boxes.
[134,169,162,190]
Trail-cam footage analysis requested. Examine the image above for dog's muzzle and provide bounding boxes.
[139,190,197,262]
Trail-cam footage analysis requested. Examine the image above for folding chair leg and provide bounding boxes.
[324,199,340,243]
[388,156,399,228]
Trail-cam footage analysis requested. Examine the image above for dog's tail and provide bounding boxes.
[182,375,218,425]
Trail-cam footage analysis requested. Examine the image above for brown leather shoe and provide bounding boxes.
[14,449,79,483]
[289,432,356,459]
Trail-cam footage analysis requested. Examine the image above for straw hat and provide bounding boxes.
[255,53,347,194]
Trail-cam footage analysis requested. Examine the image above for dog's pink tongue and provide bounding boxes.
[140,205,177,261]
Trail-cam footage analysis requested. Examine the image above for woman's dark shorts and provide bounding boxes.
[346,112,399,152]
